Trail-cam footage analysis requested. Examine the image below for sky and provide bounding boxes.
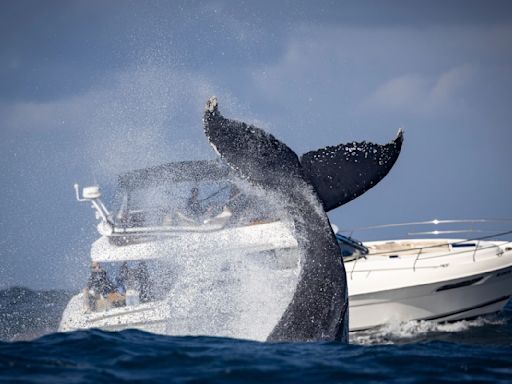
[1,0,512,289]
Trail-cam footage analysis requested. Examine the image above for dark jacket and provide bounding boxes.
[87,270,115,296]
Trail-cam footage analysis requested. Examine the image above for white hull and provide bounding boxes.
[60,272,512,334]
[59,293,170,334]
[349,269,512,331]
[347,239,512,331]
[59,220,301,336]
[60,238,512,335]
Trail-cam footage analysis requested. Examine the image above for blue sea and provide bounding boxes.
[1,288,511,383]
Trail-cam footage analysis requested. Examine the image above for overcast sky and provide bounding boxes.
[1,0,512,289]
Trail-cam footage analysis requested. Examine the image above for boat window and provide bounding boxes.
[115,181,221,226]
[111,172,282,229]
[335,234,369,259]
[435,276,483,292]
[451,243,476,248]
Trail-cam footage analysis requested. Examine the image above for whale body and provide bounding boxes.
[203,97,403,342]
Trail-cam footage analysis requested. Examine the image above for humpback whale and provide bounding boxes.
[203,97,403,342]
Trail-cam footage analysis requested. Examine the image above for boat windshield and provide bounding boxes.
[115,180,232,226]
[112,160,279,228]
[336,234,369,260]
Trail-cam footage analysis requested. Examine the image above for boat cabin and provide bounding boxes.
[75,159,284,240]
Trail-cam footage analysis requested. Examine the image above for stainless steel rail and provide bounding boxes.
[340,219,512,277]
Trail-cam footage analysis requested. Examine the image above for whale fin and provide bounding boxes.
[203,96,303,188]
[300,129,403,212]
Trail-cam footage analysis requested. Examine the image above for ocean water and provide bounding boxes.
[0,288,511,383]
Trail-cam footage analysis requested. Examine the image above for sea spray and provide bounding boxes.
[156,180,304,341]
[79,168,305,341]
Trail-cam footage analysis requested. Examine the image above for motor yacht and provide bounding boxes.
[59,160,299,335]
[336,220,512,331]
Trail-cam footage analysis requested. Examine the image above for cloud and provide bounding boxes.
[0,65,238,179]
[359,65,475,116]
[250,22,509,124]
[0,95,91,134]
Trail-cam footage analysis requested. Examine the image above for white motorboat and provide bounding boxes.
[335,220,512,331]
[59,160,300,335]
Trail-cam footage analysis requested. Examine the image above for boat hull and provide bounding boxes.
[349,269,512,330]
[347,238,512,331]
[60,239,512,334]
[60,267,512,334]
[59,293,170,334]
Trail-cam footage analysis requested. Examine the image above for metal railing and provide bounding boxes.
[338,219,512,278]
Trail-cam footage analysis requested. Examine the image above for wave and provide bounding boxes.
[1,328,511,383]
[2,286,511,346]
[351,301,512,346]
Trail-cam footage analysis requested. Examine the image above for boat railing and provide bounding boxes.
[338,219,512,277]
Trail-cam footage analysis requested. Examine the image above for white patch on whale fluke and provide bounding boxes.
[206,96,218,113]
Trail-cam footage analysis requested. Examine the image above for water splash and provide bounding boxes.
[351,315,507,345]
[154,182,303,341]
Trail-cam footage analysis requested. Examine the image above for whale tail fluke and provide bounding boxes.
[300,130,403,212]
[204,97,404,210]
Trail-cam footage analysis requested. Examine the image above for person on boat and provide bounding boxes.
[86,262,116,311]
[186,187,204,218]
[116,262,142,306]
[223,185,254,223]
[176,186,210,224]
[134,261,153,303]
[116,262,136,293]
